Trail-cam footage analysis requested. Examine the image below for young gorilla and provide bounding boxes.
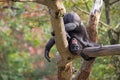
[45,12,98,62]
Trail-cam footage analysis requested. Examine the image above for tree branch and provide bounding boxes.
[4,0,66,11]
[84,0,90,12]
[87,0,103,42]
[110,0,120,6]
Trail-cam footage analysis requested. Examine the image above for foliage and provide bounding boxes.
[0,2,56,80]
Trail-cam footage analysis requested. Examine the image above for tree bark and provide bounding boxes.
[58,62,72,80]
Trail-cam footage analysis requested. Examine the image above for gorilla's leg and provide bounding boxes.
[45,37,55,62]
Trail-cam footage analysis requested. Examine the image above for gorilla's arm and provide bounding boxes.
[45,37,55,62]
[65,22,79,32]
[80,37,99,47]
[45,34,71,62]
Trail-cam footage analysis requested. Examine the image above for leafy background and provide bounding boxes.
[0,0,120,80]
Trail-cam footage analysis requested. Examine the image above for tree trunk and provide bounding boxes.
[104,0,110,25]
[76,0,103,80]
[58,62,72,80]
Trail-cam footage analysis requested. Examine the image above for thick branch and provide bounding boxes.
[49,9,72,62]
[47,1,73,80]
[83,44,120,57]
